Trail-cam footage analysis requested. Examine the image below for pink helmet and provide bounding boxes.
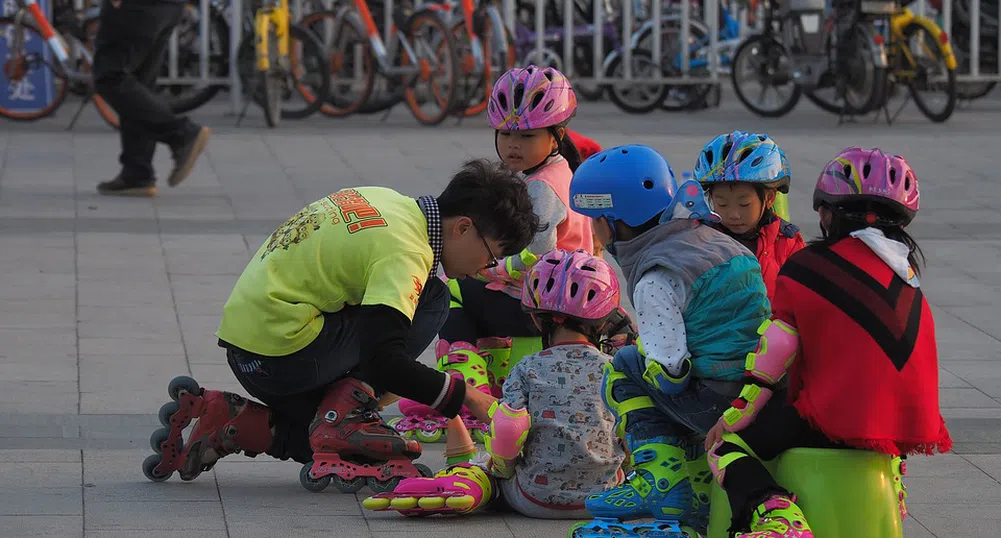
[488,65,577,131]
[814,147,920,225]
[521,249,620,324]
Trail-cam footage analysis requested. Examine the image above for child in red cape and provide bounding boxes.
[703,147,952,538]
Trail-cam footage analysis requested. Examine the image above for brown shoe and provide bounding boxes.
[167,126,211,187]
[97,175,157,197]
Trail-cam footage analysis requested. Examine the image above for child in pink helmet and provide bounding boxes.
[394,66,609,443]
[365,249,627,519]
[703,148,952,537]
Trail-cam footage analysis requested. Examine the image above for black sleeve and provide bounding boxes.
[355,305,466,418]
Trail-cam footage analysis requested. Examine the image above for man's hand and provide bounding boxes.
[110,0,122,7]
[463,387,497,423]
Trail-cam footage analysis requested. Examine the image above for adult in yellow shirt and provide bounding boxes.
[148,160,543,491]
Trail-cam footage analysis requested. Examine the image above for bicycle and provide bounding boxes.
[300,0,461,125]
[730,0,889,120]
[0,0,118,128]
[234,0,330,127]
[874,6,957,123]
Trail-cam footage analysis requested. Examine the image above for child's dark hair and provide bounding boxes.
[811,201,925,276]
[437,159,547,256]
[552,126,582,172]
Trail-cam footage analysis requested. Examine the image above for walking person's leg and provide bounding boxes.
[93,0,210,196]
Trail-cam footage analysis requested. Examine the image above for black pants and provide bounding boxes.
[225,278,451,463]
[715,392,842,531]
[93,0,197,180]
[438,279,540,344]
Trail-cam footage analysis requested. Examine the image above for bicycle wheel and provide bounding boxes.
[159,1,231,114]
[805,25,886,116]
[900,23,956,122]
[282,23,332,119]
[260,22,282,127]
[299,10,375,117]
[402,9,461,126]
[605,50,669,114]
[0,16,69,121]
[451,14,514,117]
[730,34,801,117]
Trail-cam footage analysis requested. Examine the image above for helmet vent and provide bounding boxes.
[543,99,555,112]
[751,156,763,167]
[570,282,579,297]
[889,167,897,184]
[580,265,596,272]
[904,172,911,191]
[599,155,608,163]
[545,258,560,265]
[545,278,555,292]
[704,150,713,165]
[863,163,871,178]
[497,93,507,110]
[643,179,654,189]
[738,148,753,163]
[532,278,540,290]
[722,142,733,159]
[587,289,596,301]
[843,164,852,178]
[757,135,767,141]
[513,83,525,108]
[530,91,545,110]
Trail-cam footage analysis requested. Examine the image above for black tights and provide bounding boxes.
[713,392,841,532]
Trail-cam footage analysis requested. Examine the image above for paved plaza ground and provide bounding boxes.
[1,91,1000,537]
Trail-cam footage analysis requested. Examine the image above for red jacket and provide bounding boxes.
[774,239,952,456]
[756,217,806,302]
[567,130,602,160]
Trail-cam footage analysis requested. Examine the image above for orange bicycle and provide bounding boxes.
[1,0,118,128]
[300,0,463,124]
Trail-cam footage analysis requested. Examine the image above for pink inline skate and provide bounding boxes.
[143,376,274,482]
[299,377,433,493]
[388,340,493,443]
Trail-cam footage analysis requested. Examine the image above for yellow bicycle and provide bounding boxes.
[237,0,330,127]
[879,6,958,123]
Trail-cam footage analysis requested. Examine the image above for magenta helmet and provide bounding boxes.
[814,147,920,225]
[488,65,577,130]
[521,249,620,325]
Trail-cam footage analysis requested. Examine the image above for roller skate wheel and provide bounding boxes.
[386,416,405,431]
[367,476,402,494]
[149,427,170,453]
[568,522,586,538]
[167,376,201,401]
[415,428,443,443]
[416,496,445,509]
[414,463,433,478]
[445,494,475,510]
[157,401,180,427]
[142,454,172,483]
[298,462,331,493]
[390,496,419,510]
[331,475,367,493]
[362,496,392,510]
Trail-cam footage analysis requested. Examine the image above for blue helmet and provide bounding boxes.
[693,131,791,193]
[569,145,678,227]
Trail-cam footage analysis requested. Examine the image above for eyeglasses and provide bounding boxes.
[475,226,499,269]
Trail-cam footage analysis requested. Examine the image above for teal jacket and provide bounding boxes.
[613,219,770,381]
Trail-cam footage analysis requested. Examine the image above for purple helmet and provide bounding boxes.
[488,65,577,130]
[814,147,920,225]
[521,249,620,325]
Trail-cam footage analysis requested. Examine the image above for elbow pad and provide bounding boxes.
[745,319,800,386]
[483,401,532,479]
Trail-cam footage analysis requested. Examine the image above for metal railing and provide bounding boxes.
[91,0,997,115]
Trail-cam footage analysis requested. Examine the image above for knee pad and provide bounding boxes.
[601,361,655,440]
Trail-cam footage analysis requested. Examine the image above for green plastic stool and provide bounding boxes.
[706,448,903,538]
[479,336,543,392]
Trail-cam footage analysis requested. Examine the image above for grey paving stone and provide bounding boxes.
[84,500,226,531]
[0,487,82,516]
[907,504,1001,538]
[0,515,83,537]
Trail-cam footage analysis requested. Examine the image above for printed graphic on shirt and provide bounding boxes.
[260,189,388,260]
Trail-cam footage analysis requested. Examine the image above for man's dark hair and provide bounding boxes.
[437,159,546,256]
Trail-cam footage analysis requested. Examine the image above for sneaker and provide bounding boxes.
[167,126,211,187]
[97,174,157,197]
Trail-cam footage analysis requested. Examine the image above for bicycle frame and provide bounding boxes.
[344,0,421,77]
[889,7,957,71]
[255,0,290,71]
[13,0,90,83]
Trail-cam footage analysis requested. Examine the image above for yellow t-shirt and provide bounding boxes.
[216,187,434,357]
